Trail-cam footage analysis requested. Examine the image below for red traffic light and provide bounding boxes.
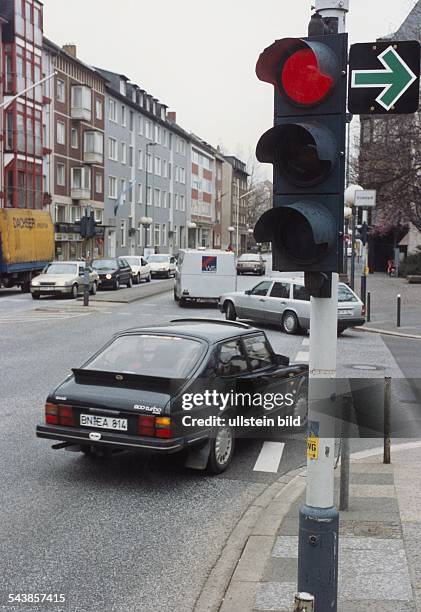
[256,38,339,107]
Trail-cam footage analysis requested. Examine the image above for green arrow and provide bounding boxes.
[351,46,417,111]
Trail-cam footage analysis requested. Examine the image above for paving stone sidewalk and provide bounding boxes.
[220,445,421,612]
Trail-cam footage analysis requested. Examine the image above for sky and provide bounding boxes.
[41,0,418,173]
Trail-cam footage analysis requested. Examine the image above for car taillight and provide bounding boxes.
[138,415,155,437]
[361,305,366,317]
[155,416,172,439]
[45,402,58,425]
[58,404,75,426]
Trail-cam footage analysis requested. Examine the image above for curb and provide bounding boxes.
[194,440,421,612]
[355,326,421,340]
[77,279,173,304]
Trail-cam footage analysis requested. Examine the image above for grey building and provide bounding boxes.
[96,68,191,257]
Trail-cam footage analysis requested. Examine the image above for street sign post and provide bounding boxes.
[348,41,420,114]
[354,189,376,208]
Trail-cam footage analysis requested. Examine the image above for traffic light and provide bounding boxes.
[254,34,348,275]
[80,213,96,239]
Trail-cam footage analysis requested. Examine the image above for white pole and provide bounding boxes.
[314,0,349,33]
[0,72,57,110]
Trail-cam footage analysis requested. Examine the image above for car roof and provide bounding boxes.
[50,260,83,265]
[117,319,259,343]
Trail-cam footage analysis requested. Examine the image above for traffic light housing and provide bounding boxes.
[80,213,96,239]
[254,34,348,274]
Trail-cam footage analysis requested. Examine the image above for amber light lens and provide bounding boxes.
[45,402,58,425]
[155,416,172,439]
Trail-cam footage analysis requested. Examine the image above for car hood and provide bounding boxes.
[32,273,77,284]
[93,268,117,274]
[149,261,170,270]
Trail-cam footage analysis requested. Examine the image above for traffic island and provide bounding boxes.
[78,279,173,304]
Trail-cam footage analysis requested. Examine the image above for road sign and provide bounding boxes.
[348,40,420,114]
[354,189,376,208]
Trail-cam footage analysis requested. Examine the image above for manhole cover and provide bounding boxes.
[350,364,385,371]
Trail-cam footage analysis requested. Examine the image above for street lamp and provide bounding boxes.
[343,205,353,275]
[144,142,158,252]
[140,216,153,255]
[345,184,363,290]
[228,226,235,251]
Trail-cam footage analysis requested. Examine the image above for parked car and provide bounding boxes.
[219,277,365,335]
[92,258,133,290]
[174,249,236,305]
[30,261,99,300]
[36,319,308,474]
[236,253,266,276]
[147,254,177,278]
[119,256,151,284]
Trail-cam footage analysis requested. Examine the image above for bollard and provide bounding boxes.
[294,593,315,611]
[397,294,401,327]
[360,274,367,306]
[367,292,371,323]
[339,394,352,511]
[384,377,391,464]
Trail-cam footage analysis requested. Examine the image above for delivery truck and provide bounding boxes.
[0,209,55,292]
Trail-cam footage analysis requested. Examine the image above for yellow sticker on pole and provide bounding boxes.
[307,436,319,460]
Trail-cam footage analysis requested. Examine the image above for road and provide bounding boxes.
[0,274,418,612]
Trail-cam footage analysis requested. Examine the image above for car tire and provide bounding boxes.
[146,273,151,283]
[225,301,237,321]
[281,310,299,335]
[135,273,141,285]
[31,293,40,300]
[70,284,78,299]
[90,281,97,296]
[126,276,133,288]
[114,278,120,291]
[207,421,235,474]
[337,327,346,336]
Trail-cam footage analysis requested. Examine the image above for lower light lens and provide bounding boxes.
[155,416,172,439]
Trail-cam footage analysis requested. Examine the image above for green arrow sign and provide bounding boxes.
[351,46,417,111]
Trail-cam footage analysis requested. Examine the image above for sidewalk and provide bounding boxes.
[202,444,421,612]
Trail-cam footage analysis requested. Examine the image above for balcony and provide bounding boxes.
[83,131,103,165]
[71,166,91,201]
[71,85,92,122]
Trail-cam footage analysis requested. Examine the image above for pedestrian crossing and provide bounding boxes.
[0,310,93,323]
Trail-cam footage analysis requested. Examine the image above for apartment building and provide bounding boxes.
[221,156,249,252]
[213,151,225,249]
[96,69,190,257]
[43,40,106,260]
[189,136,216,249]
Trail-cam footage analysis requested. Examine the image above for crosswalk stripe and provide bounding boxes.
[302,338,310,346]
[253,441,285,473]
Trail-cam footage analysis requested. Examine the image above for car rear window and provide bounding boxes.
[270,282,290,298]
[240,255,259,262]
[293,285,310,301]
[338,284,358,303]
[85,335,204,379]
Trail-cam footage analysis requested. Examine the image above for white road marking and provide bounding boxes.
[302,338,310,346]
[295,351,309,362]
[253,441,285,473]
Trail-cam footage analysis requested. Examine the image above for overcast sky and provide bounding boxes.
[42,0,418,171]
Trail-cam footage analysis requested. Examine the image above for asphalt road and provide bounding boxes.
[0,275,418,612]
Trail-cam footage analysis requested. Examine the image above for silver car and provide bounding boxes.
[219,277,365,335]
[31,261,99,300]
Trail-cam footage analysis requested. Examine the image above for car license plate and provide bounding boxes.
[338,309,353,317]
[80,414,128,431]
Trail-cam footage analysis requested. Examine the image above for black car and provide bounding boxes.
[36,320,308,474]
[92,258,133,290]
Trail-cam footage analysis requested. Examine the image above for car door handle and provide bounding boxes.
[259,298,265,302]
[281,301,287,305]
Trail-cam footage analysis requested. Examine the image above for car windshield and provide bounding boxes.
[92,259,116,270]
[124,257,141,265]
[85,334,204,378]
[148,255,169,263]
[43,263,77,275]
[338,285,358,303]
[240,255,259,261]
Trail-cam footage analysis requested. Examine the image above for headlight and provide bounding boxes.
[106,274,112,280]
[31,281,40,287]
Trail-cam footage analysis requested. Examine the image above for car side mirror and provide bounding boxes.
[275,354,290,366]
[245,290,251,295]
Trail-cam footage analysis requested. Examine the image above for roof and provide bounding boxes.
[380,0,421,41]
[117,320,257,343]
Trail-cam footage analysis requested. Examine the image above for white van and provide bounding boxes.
[174,249,236,305]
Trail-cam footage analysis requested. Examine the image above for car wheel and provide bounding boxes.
[337,327,346,336]
[146,273,151,283]
[282,310,299,335]
[135,273,141,285]
[90,281,97,296]
[114,278,120,290]
[31,293,40,300]
[225,301,237,321]
[71,284,78,299]
[126,276,133,288]
[207,421,235,474]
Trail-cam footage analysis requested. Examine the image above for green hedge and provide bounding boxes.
[400,246,421,276]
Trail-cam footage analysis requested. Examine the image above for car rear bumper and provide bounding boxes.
[151,270,170,277]
[338,317,366,328]
[36,423,190,453]
[236,267,263,274]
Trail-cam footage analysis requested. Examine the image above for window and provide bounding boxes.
[129,146,134,167]
[216,341,248,377]
[71,205,81,222]
[108,137,118,160]
[147,154,152,173]
[95,173,103,194]
[56,205,66,222]
[56,78,65,103]
[121,105,126,126]
[109,98,116,122]
[243,335,273,371]
[270,282,290,299]
[96,98,103,120]
[71,128,78,148]
[121,220,126,247]
[162,159,167,178]
[178,138,186,155]
[138,149,143,169]
[293,285,310,301]
[155,124,161,144]
[154,224,161,247]
[138,115,143,135]
[137,183,143,203]
[71,86,91,116]
[137,222,143,247]
[121,179,127,202]
[121,142,127,164]
[161,191,167,208]
[251,281,271,297]
[154,157,161,176]
[120,79,126,96]
[146,186,152,205]
[57,163,65,186]
[154,188,160,207]
[145,120,152,139]
[57,121,65,145]
[95,209,103,223]
[84,131,103,158]
[129,111,134,131]
[109,176,117,199]
[71,167,91,190]
[179,195,185,212]
[179,167,186,184]
[174,194,179,210]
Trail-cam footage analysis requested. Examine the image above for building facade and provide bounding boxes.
[43,40,106,260]
[1,0,45,211]
[221,156,249,252]
[189,136,216,249]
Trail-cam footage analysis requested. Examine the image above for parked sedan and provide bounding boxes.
[119,256,151,284]
[36,319,308,474]
[237,253,266,275]
[147,254,177,278]
[219,278,365,335]
[92,258,133,290]
[30,261,99,300]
